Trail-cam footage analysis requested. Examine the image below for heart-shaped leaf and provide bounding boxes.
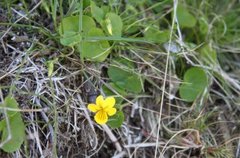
[60,31,82,46]
[59,15,96,46]
[0,96,25,153]
[176,5,196,28]
[91,1,104,24]
[80,28,111,62]
[144,25,170,43]
[104,13,123,36]
[108,65,142,94]
[179,67,208,102]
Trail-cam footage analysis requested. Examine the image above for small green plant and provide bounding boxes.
[59,1,146,129]
[0,96,25,153]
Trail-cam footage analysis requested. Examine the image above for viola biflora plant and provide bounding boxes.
[59,1,143,128]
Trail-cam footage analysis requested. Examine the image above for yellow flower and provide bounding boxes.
[87,95,117,125]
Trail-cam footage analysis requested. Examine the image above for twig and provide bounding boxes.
[112,151,127,158]
[124,142,165,148]
[102,124,122,152]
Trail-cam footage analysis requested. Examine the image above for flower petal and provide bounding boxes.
[106,107,117,116]
[96,95,104,107]
[87,104,100,112]
[94,110,108,124]
[104,97,116,108]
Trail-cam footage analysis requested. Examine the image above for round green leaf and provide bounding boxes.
[4,96,18,116]
[59,16,78,34]
[144,25,170,43]
[107,111,124,128]
[1,114,25,153]
[91,1,104,24]
[60,15,95,34]
[103,82,127,96]
[83,0,90,9]
[179,67,208,102]
[60,31,82,46]
[113,57,135,69]
[59,15,96,46]
[0,96,25,153]
[176,5,196,28]
[81,28,111,62]
[104,13,123,36]
[108,66,142,94]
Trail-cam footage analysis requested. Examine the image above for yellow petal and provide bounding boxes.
[106,107,117,116]
[96,95,104,107]
[104,97,116,108]
[87,104,100,112]
[94,110,108,124]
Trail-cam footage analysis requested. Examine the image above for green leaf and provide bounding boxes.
[46,58,58,77]
[59,15,96,46]
[113,57,135,69]
[81,16,96,33]
[59,15,112,62]
[176,5,196,28]
[80,28,111,62]
[4,96,18,117]
[1,114,25,153]
[60,31,81,46]
[60,15,95,34]
[102,5,110,16]
[59,16,77,34]
[91,1,104,24]
[107,111,124,128]
[104,13,123,36]
[179,67,208,102]
[108,65,142,94]
[144,25,170,43]
[0,120,5,131]
[0,96,25,153]
[103,82,127,97]
[83,0,90,9]
[47,61,54,77]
